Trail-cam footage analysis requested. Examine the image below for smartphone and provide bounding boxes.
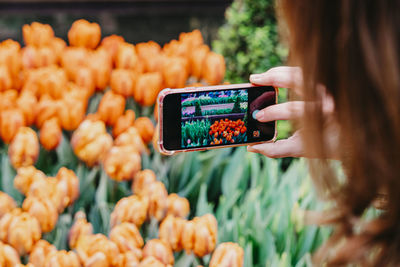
[157,83,277,155]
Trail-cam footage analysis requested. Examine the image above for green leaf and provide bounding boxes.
[175,253,196,267]
[87,92,103,114]
[1,154,23,204]
[95,169,108,204]
[196,183,214,216]
[56,132,78,168]
[221,147,248,197]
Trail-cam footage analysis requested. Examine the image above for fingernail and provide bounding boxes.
[255,110,264,120]
[252,109,260,120]
[250,74,262,82]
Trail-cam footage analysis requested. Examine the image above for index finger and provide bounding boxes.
[249,66,303,95]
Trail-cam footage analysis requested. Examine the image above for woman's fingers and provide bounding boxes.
[255,101,304,122]
[249,66,304,95]
[247,131,304,158]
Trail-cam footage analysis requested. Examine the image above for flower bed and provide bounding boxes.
[0,19,243,267]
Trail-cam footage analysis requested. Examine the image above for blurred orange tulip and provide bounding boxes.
[133,117,155,144]
[28,177,69,213]
[14,166,46,195]
[0,89,18,112]
[74,67,95,96]
[132,169,156,196]
[68,211,93,249]
[51,37,67,63]
[71,119,113,166]
[22,196,58,233]
[101,35,125,65]
[142,239,174,266]
[56,167,80,206]
[37,46,57,67]
[37,67,68,99]
[0,108,25,144]
[162,56,188,88]
[0,209,41,255]
[142,181,168,221]
[115,251,140,267]
[68,19,101,49]
[117,43,139,69]
[114,126,146,152]
[190,45,210,78]
[21,69,40,96]
[116,43,139,70]
[0,40,21,90]
[139,256,167,267]
[75,234,119,267]
[17,90,37,126]
[152,123,160,151]
[29,240,57,267]
[188,83,204,87]
[104,146,142,182]
[63,82,91,104]
[163,39,189,59]
[22,22,54,47]
[8,127,39,169]
[134,72,163,106]
[182,214,218,257]
[88,48,112,91]
[0,240,21,266]
[61,47,89,80]
[0,39,21,75]
[136,41,163,72]
[0,192,16,219]
[40,118,62,150]
[110,195,148,228]
[202,52,225,85]
[44,250,81,267]
[136,41,161,57]
[159,215,186,251]
[23,67,67,99]
[0,65,12,91]
[179,30,204,50]
[209,243,244,267]
[112,109,135,138]
[110,69,136,97]
[97,90,126,126]
[85,113,101,122]
[35,95,59,129]
[21,46,57,69]
[74,67,96,95]
[109,222,143,258]
[57,96,86,131]
[166,193,190,218]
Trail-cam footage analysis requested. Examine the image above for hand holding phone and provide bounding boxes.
[157,83,278,154]
[248,66,337,159]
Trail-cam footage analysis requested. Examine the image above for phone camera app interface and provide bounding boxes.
[180,86,276,149]
[181,89,248,148]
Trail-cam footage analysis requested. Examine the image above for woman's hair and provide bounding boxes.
[278,0,400,265]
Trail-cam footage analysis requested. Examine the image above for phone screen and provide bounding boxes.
[162,85,276,151]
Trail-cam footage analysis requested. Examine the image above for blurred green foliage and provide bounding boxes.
[165,148,331,267]
[213,0,287,83]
